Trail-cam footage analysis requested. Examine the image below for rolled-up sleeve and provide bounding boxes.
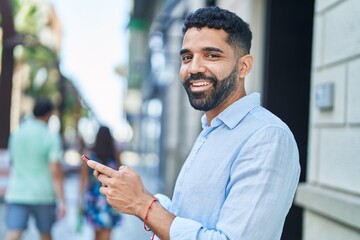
[154,193,172,210]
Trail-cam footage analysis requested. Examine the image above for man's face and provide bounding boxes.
[180,27,240,112]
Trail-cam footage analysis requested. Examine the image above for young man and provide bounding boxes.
[88,6,300,240]
[5,98,66,240]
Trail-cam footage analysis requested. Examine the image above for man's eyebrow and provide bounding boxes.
[202,47,224,53]
[180,49,190,55]
[180,47,224,56]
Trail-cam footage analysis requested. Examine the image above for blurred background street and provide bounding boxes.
[0,163,161,240]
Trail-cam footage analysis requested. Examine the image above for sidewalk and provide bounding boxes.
[0,164,162,240]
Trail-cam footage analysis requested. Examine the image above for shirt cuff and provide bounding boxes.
[154,193,171,210]
[170,216,202,239]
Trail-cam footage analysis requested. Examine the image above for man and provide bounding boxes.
[5,98,66,240]
[88,6,300,240]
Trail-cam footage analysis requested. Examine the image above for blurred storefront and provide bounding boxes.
[0,0,92,142]
[0,0,66,196]
[0,0,93,195]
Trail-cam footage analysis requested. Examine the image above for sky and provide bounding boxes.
[45,0,130,135]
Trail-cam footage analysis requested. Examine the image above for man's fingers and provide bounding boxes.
[118,165,131,174]
[99,185,107,195]
[87,160,115,177]
[93,169,100,178]
[97,173,107,181]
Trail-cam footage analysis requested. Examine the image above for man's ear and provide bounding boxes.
[238,54,253,78]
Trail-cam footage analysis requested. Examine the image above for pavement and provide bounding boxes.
[0,163,162,240]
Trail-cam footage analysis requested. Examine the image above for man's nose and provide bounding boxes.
[188,57,206,74]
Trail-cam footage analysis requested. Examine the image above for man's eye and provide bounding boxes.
[207,53,220,58]
[182,55,192,61]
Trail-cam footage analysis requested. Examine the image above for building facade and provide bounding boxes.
[295,0,360,239]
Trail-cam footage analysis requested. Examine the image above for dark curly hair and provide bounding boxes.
[182,6,252,56]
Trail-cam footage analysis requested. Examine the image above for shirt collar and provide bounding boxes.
[201,92,261,129]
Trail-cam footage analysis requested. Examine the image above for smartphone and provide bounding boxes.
[81,155,89,162]
[81,154,107,175]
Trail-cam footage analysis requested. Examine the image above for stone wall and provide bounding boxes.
[295,0,360,239]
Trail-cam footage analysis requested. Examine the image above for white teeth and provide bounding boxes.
[192,82,210,87]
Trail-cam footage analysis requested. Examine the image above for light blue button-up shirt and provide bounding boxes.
[156,93,300,240]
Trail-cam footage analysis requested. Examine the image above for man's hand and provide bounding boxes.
[87,160,175,240]
[87,160,154,218]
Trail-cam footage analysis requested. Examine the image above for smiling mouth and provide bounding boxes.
[190,81,212,92]
[191,81,211,87]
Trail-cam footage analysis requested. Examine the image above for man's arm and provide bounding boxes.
[87,161,175,239]
[88,125,300,240]
[50,161,66,219]
[48,133,66,219]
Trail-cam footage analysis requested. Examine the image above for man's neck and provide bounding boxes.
[36,115,49,123]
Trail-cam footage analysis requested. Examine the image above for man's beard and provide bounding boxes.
[183,65,239,111]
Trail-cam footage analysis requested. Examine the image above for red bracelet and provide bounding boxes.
[144,198,158,239]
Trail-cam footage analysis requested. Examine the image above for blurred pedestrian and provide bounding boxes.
[4,98,66,240]
[87,6,300,240]
[79,126,122,240]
